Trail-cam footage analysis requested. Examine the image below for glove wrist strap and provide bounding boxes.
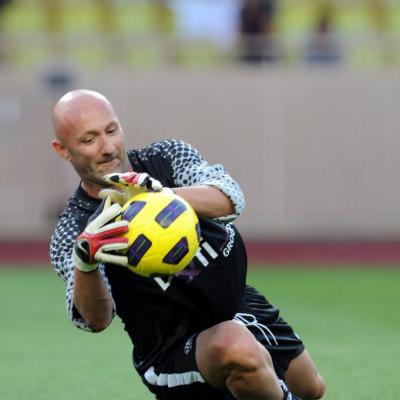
[72,248,98,273]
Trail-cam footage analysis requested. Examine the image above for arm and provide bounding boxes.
[50,199,128,332]
[71,200,129,331]
[103,140,245,220]
[173,185,235,219]
[168,140,245,221]
[73,268,113,332]
[51,225,113,333]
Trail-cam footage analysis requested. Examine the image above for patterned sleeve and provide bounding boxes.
[49,204,116,332]
[166,140,245,221]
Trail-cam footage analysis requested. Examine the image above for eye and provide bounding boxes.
[82,137,94,144]
[107,126,117,135]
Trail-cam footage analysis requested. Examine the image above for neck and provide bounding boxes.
[81,180,103,199]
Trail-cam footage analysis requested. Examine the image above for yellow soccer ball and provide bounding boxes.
[119,189,200,277]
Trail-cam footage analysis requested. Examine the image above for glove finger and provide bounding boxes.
[86,196,111,225]
[139,175,163,191]
[103,173,128,187]
[97,240,129,253]
[103,194,112,209]
[104,172,162,193]
[96,253,128,266]
[150,178,163,191]
[136,173,150,186]
[127,185,144,198]
[99,188,128,206]
[104,172,141,186]
[123,172,147,185]
[88,203,123,231]
[99,188,115,200]
[96,220,129,235]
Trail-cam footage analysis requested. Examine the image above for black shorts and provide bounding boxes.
[237,285,305,379]
[138,286,304,400]
[141,334,235,400]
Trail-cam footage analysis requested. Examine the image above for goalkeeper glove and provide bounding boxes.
[99,172,163,206]
[72,199,129,272]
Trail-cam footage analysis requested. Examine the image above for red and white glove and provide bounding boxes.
[72,201,129,272]
[99,172,163,206]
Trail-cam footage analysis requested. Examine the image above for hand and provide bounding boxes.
[99,172,163,206]
[72,199,130,272]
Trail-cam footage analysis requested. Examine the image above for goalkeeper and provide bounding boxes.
[50,89,325,400]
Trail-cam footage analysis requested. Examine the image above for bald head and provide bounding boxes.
[53,89,116,143]
[51,89,128,197]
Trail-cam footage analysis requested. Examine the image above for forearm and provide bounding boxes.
[174,185,235,219]
[73,267,113,332]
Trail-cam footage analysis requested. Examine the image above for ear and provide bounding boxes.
[51,139,71,161]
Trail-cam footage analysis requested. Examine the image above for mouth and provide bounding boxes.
[98,158,120,171]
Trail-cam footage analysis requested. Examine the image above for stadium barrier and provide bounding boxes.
[1,66,400,245]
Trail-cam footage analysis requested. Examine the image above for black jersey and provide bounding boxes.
[125,140,244,218]
[54,184,246,372]
[51,139,305,380]
[108,217,246,372]
[50,139,247,372]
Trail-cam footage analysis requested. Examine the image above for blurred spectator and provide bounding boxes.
[40,0,66,58]
[305,0,341,64]
[150,0,179,64]
[95,0,122,62]
[238,0,279,64]
[172,1,238,56]
[40,1,75,95]
[151,0,175,35]
[96,0,118,35]
[41,0,64,34]
[367,0,389,33]
[366,0,394,64]
[0,0,12,63]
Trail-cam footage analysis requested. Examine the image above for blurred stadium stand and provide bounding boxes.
[0,0,398,68]
[1,0,400,264]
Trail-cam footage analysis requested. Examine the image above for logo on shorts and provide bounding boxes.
[183,335,195,355]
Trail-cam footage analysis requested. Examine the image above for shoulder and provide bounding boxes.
[128,139,200,162]
[52,187,100,241]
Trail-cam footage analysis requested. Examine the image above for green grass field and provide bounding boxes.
[0,266,399,400]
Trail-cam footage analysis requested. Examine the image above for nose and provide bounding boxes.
[100,133,116,154]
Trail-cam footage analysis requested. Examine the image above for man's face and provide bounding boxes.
[61,104,127,189]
